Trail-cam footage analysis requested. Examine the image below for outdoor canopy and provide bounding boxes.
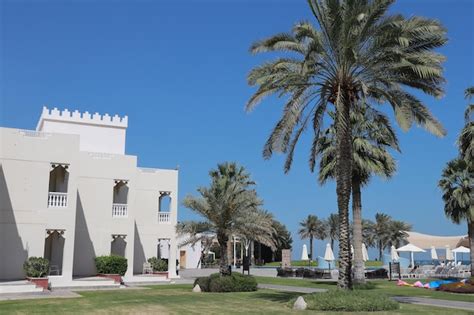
[324,243,335,261]
[362,243,369,262]
[397,243,425,267]
[431,246,438,260]
[452,246,470,264]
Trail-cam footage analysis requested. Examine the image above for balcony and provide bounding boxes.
[48,192,68,208]
[158,212,171,224]
[112,203,128,218]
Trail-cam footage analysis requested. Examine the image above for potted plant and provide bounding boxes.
[147,257,169,278]
[23,257,50,291]
[95,255,127,283]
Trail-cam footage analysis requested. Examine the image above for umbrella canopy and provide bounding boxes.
[431,246,438,260]
[301,244,309,261]
[445,245,454,261]
[390,245,399,262]
[362,243,369,262]
[397,243,425,267]
[324,243,335,261]
[452,246,470,253]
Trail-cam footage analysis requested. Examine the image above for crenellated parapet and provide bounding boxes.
[36,106,128,130]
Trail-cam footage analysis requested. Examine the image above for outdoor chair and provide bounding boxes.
[142,262,153,274]
[49,265,61,275]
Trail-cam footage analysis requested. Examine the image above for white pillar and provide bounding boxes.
[168,238,178,278]
[410,251,414,268]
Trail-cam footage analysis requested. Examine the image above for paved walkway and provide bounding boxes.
[392,296,474,311]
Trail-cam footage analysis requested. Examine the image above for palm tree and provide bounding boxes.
[326,213,339,250]
[362,219,376,249]
[272,220,293,261]
[317,105,399,283]
[181,162,276,276]
[247,0,446,288]
[386,220,411,248]
[439,159,473,274]
[299,215,327,262]
[374,213,391,260]
[458,87,474,163]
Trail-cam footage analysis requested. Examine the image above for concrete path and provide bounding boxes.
[257,284,326,294]
[392,296,474,311]
[0,290,81,301]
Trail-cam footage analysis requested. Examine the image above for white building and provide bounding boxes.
[0,107,179,286]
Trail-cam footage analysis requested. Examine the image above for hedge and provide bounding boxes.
[194,273,257,292]
[147,257,168,272]
[294,290,399,312]
[23,257,50,278]
[95,255,127,276]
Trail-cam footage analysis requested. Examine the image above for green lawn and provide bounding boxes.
[255,276,474,302]
[0,284,471,314]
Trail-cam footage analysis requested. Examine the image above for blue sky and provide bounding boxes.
[1,0,473,259]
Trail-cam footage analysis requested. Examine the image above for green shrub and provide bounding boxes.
[23,257,50,278]
[353,282,376,290]
[438,282,474,294]
[293,290,399,312]
[193,273,257,292]
[95,255,127,276]
[147,257,168,272]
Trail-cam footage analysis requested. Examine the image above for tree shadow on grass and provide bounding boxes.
[252,291,301,303]
[310,280,337,286]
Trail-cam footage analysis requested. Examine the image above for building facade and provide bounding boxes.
[0,107,178,285]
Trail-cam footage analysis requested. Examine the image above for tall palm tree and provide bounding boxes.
[247,0,446,288]
[326,213,339,250]
[317,104,399,283]
[375,213,392,260]
[299,215,327,262]
[458,87,474,163]
[181,162,276,276]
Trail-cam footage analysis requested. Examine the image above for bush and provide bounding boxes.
[277,267,294,277]
[95,255,127,276]
[294,290,399,312]
[193,273,257,292]
[438,282,474,294]
[23,257,50,278]
[147,257,168,272]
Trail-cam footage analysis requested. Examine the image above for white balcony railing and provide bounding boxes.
[112,203,128,218]
[158,212,171,223]
[48,192,68,208]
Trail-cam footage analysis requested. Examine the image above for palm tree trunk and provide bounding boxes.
[469,220,474,275]
[352,178,365,285]
[331,238,334,251]
[310,236,313,263]
[217,232,230,276]
[335,97,353,290]
[378,241,383,261]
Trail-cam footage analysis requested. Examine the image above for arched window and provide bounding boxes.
[159,191,171,212]
[113,180,129,204]
[49,164,69,193]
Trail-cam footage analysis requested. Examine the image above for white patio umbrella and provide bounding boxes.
[390,245,399,262]
[430,246,438,261]
[452,246,470,264]
[351,245,354,256]
[397,243,425,267]
[362,243,369,262]
[324,243,335,270]
[445,245,454,262]
[301,244,309,261]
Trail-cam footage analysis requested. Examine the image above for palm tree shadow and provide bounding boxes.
[311,280,337,286]
[252,291,301,303]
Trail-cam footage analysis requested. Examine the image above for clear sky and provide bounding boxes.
[1,0,473,259]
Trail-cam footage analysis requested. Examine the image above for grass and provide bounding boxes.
[0,284,471,314]
[255,276,474,302]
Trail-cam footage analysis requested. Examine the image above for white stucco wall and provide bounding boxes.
[0,107,179,283]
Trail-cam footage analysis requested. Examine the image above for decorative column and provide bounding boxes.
[168,238,178,278]
[233,236,237,268]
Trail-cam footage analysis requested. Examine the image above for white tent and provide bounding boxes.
[362,243,369,262]
[301,244,309,261]
[324,243,335,270]
[430,246,438,261]
[397,243,425,267]
[445,245,454,261]
[390,245,399,262]
[452,246,470,264]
